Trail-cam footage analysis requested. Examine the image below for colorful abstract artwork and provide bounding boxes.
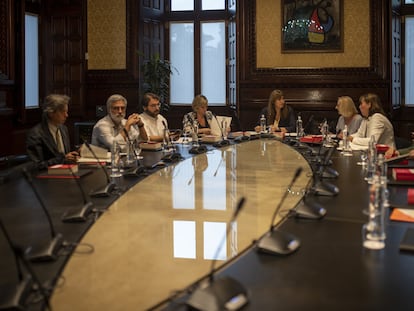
[281,0,343,53]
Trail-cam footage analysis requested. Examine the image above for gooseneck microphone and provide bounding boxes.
[311,144,340,196]
[22,169,65,262]
[122,128,147,177]
[0,219,35,310]
[186,114,207,155]
[61,166,94,222]
[161,120,182,162]
[257,167,303,255]
[290,176,327,220]
[84,141,115,197]
[210,111,230,148]
[186,197,248,311]
[232,110,250,143]
[302,114,315,135]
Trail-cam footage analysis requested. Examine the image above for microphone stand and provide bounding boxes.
[186,198,248,311]
[290,177,327,220]
[212,112,230,148]
[122,128,147,177]
[187,114,206,154]
[22,169,65,262]
[0,219,35,311]
[84,141,116,197]
[161,121,182,163]
[310,143,340,196]
[257,167,303,255]
[231,109,250,142]
[61,165,94,222]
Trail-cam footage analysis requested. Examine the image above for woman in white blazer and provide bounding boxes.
[348,93,395,149]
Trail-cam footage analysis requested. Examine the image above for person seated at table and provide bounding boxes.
[26,94,80,170]
[348,93,395,149]
[335,96,363,139]
[182,94,224,136]
[92,94,147,152]
[254,89,296,133]
[139,92,179,142]
[385,144,414,159]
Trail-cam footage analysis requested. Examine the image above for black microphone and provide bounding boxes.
[210,111,230,147]
[61,165,94,223]
[122,128,147,177]
[289,177,327,220]
[161,120,182,163]
[257,167,303,255]
[303,114,315,135]
[0,218,35,310]
[185,114,207,155]
[22,168,65,262]
[186,197,248,311]
[310,145,340,196]
[232,111,250,143]
[84,140,115,197]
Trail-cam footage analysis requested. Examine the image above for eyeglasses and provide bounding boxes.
[149,103,161,108]
[111,105,126,111]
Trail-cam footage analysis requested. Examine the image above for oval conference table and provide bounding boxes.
[50,138,312,310]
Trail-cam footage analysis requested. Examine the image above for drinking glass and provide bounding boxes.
[357,150,368,166]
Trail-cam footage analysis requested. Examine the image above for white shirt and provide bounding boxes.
[140,112,168,139]
[91,115,140,152]
[351,113,395,148]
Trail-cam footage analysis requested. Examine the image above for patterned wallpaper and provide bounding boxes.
[87,0,126,70]
[256,0,370,68]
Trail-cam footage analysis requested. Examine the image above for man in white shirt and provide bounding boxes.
[92,94,148,151]
[139,93,170,142]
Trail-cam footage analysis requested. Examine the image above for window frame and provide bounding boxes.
[166,0,230,107]
[402,3,414,107]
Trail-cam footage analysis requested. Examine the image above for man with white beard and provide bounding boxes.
[91,94,148,152]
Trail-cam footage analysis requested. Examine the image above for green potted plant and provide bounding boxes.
[140,53,177,113]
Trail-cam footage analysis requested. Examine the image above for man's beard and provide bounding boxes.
[145,110,159,118]
[110,112,125,124]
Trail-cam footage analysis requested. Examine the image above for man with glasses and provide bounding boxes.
[140,93,171,142]
[92,94,148,151]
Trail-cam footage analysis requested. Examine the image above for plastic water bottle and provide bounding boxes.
[260,114,266,133]
[365,135,377,183]
[362,175,386,250]
[296,115,303,138]
[110,140,122,178]
[341,125,352,155]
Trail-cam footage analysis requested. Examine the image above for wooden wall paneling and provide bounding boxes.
[86,0,139,121]
[0,0,16,156]
[236,0,392,132]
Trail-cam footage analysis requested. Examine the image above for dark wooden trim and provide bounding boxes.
[241,0,390,85]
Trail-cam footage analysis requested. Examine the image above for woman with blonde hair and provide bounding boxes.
[335,96,363,139]
[183,95,223,136]
[255,89,296,133]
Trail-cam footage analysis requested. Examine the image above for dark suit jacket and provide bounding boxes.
[257,106,296,133]
[26,116,71,170]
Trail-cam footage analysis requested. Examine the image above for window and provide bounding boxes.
[405,16,414,106]
[25,13,40,108]
[168,0,228,106]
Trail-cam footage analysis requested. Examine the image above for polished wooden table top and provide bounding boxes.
[50,139,312,310]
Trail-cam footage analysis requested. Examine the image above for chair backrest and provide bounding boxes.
[74,122,95,146]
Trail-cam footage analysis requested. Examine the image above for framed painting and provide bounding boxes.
[281,0,343,53]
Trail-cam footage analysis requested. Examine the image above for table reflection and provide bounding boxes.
[51,140,312,310]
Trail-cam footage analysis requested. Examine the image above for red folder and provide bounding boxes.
[408,188,414,205]
[392,168,414,181]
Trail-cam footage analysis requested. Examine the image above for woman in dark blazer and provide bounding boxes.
[255,89,296,133]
